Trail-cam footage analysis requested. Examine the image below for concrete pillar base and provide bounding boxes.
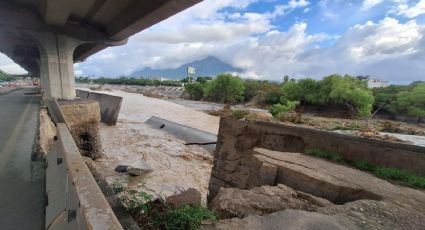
[38,33,80,100]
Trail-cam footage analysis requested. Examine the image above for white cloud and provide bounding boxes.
[294,17,425,81]
[361,0,385,10]
[0,53,27,74]
[392,0,425,18]
[75,1,425,83]
[99,53,116,60]
[287,0,310,8]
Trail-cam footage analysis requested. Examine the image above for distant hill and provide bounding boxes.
[131,56,242,80]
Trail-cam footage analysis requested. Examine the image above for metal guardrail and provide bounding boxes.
[45,123,122,230]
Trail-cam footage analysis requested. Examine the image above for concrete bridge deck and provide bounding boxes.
[0,89,44,229]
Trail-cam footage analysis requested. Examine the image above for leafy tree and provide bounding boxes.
[184,82,205,100]
[390,83,425,121]
[243,80,261,102]
[326,75,374,117]
[265,90,283,105]
[372,85,410,115]
[280,78,319,104]
[260,81,283,105]
[203,74,245,103]
[196,76,210,84]
[281,81,302,102]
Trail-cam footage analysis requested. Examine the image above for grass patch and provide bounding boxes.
[305,148,345,163]
[374,168,425,188]
[304,148,425,189]
[151,205,217,230]
[352,160,376,172]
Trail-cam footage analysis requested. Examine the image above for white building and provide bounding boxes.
[367,79,389,88]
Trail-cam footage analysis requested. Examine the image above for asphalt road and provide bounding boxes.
[0,89,44,229]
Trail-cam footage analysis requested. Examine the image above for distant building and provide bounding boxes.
[367,79,389,88]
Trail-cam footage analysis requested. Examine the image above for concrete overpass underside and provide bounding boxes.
[0,0,202,99]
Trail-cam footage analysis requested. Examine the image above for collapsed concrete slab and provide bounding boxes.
[209,118,425,200]
[251,148,383,204]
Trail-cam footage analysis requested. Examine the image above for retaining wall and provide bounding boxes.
[208,117,425,201]
[76,89,122,125]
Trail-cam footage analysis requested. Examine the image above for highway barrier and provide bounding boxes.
[45,123,122,230]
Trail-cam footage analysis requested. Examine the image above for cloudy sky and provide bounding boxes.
[2,0,425,83]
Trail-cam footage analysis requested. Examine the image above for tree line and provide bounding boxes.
[184,74,424,120]
[75,74,424,120]
[76,76,182,87]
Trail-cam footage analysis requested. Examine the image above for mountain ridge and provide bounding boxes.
[131,56,242,80]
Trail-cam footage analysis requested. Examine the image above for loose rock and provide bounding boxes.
[166,188,202,208]
[127,160,153,176]
[115,165,128,173]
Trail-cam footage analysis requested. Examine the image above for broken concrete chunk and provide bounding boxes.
[211,184,333,219]
[115,165,128,173]
[127,160,153,176]
[166,188,202,208]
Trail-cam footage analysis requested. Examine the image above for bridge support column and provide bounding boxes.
[38,33,80,100]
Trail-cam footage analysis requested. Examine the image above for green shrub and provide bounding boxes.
[152,205,217,230]
[112,181,124,194]
[203,74,245,103]
[265,91,284,105]
[231,109,250,120]
[112,179,153,214]
[268,100,299,117]
[120,189,153,214]
[352,160,376,172]
[389,83,425,120]
[184,82,205,100]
